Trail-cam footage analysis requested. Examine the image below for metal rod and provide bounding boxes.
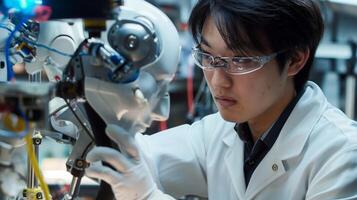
[69,176,81,198]
[27,132,40,188]
[345,75,356,119]
[34,140,39,188]
[27,147,35,188]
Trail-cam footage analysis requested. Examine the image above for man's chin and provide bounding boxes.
[218,110,245,123]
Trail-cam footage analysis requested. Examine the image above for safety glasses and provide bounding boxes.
[191,47,284,75]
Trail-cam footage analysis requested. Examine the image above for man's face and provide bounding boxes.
[201,17,293,124]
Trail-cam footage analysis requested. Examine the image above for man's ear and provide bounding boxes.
[287,48,310,76]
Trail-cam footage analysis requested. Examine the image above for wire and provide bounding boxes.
[81,141,95,158]
[187,62,195,116]
[0,24,85,77]
[64,99,95,142]
[193,77,207,106]
[48,104,68,117]
[5,17,28,81]
[159,121,167,131]
[66,101,94,160]
[0,24,12,31]
[72,101,95,158]
[4,16,32,80]
[25,133,51,200]
[21,34,89,57]
[21,37,73,57]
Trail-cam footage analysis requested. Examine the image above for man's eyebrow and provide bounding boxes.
[200,36,211,48]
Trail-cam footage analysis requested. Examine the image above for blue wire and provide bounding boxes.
[0,24,12,32]
[21,38,73,57]
[24,38,89,57]
[0,24,85,79]
[5,17,29,81]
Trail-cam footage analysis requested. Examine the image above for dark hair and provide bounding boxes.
[188,0,324,92]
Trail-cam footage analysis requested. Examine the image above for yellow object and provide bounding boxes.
[84,19,106,26]
[84,19,106,30]
[25,133,51,200]
[23,188,44,200]
[3,113,26,132]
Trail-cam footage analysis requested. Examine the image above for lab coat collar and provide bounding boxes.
[222,129,237,147]
[273,81,327,160]
[224,137,246,199]
[222,81,328,199]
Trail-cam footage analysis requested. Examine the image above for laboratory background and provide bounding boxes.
[0,0,356,199]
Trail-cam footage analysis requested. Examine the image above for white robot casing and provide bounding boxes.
[25,20,85,81]
[85,0,181,133]
[0,20,12,81]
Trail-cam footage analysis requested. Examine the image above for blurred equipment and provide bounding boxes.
[316,0,357,120]
[316,41,357,119]
[0,82,54,135]
[0,82,55,199]
[324,0,357,17]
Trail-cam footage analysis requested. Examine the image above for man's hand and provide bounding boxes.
[85,124,172,200]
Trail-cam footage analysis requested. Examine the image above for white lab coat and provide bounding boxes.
[136,81,357,200]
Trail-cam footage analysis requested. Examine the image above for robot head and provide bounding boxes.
[84,0,180,133]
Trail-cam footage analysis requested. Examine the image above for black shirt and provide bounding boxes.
[234,88,305,187]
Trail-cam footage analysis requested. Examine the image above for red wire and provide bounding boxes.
[187,63,194,116]
[159,121,167,131]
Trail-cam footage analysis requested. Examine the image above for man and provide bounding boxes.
[86,0,357,199]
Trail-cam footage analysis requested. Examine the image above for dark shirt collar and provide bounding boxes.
[235,123,253,144]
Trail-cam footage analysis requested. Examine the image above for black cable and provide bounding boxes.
[48,104,68,117]
[81,141,95,158]
[64,99,95,142]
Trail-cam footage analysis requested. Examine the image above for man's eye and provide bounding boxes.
[200,49,210,54]
[232,58,253,64]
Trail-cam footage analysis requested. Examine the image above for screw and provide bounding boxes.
[272,164,279,171]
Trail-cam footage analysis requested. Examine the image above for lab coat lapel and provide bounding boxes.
[223,133,246,200]
[245,82,328,199]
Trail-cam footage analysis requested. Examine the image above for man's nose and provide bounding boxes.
[210,67,232,88]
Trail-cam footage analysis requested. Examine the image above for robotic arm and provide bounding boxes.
[55,0,180,199]
[89,0,180,131]
[58,0,180,133]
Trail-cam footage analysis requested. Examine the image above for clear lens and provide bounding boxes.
[191,48,277,75]
[192,50,215,70]
[228,57,262,74]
